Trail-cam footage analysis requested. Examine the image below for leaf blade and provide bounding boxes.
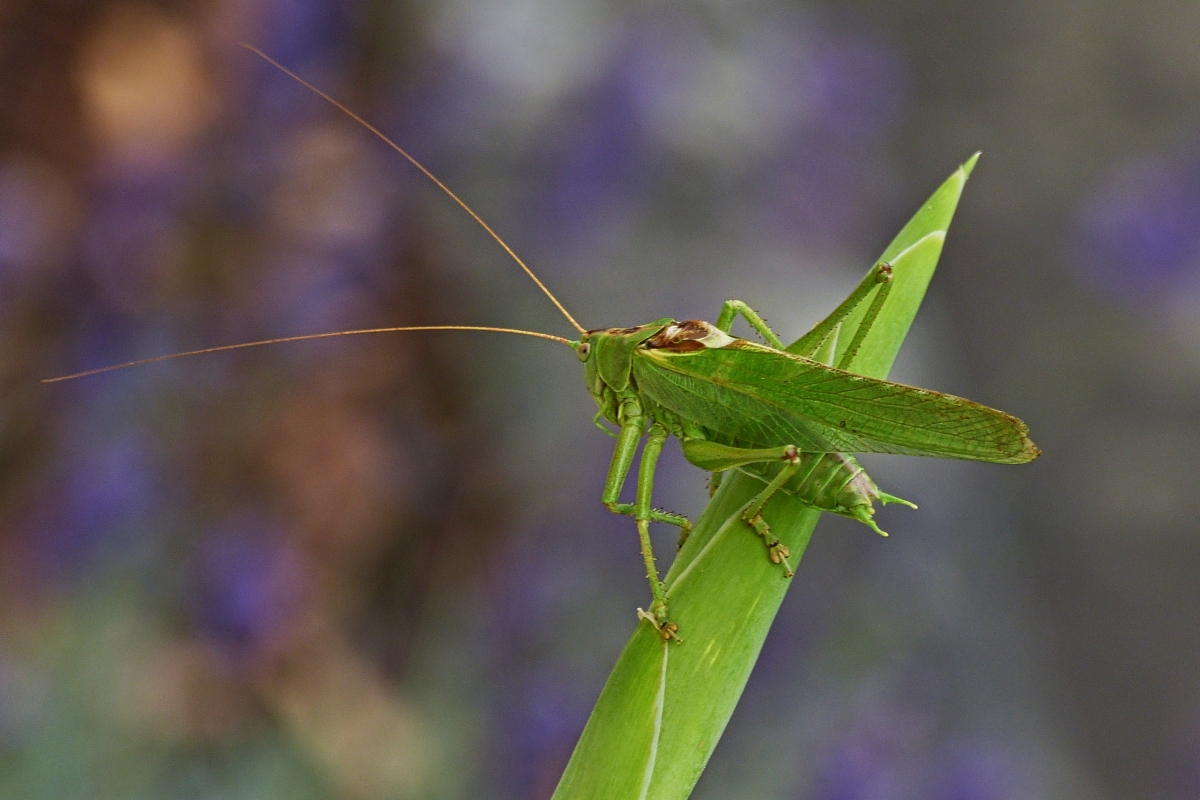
[553,156,979,800]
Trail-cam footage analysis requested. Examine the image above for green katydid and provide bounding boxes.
[45,46,1039,643]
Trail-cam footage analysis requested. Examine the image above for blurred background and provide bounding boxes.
[1,1,1198,798]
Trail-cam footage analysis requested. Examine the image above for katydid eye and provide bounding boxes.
[577,342,591,361]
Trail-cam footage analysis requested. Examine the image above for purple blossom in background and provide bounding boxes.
[486,506,636,799]
[495,667,590,800]
[928,743,1013,800]
[257,250,380,338]
[810,737,903,800]
[66,167,193,379]
[533,65,651,239]
[256,0,350,70]
[188,522,308,659]
[0,157,73,294]
[803,661,949,800]
[40,434,157,579]
[380,54,508,175]
[1076,155,1200,298]
[759,28,907,245]
[764,141,875,244]
[0,164,48,282]
[805,32,907,143]
[1170,721,1200,800]
[84,171,187,315]
[486,499,632,647]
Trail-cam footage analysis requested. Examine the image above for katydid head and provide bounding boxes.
[579,321,671,398]
[578,319,739,422]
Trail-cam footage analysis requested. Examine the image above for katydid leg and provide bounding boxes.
[680,438,807,576]
[592,410,619,439]
[633,423,681,640]
[600,396,643,513]
[715,265,892,371]
[600,398,684,639]
[787,262,893,359]
[737,456,804,578]
[610,500,691,550]
[834,264,893,370]
[715,300,785,349]
[708,304,789,501]
[609,504,691,531]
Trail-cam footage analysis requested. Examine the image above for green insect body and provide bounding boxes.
[665,270,916,539]
[585,316,907,539]
[577,264,1038,640]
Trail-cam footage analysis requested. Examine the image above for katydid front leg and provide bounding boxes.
[602,396,688,641]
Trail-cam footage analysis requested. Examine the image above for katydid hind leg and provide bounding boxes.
[611,499,692,553]
[835,263,893,370]
[592,410,619,439]
[729,448,806,578]
[715,300,786,349]
[787,262,893,357]
[681,439,804,473]
[609,504,692,532]
[806,323,840,366]
[738,454,803,578]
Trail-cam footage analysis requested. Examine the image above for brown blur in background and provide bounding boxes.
[1,2,1199,798]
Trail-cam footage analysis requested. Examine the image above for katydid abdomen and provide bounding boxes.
[737,450,913,536]
[647,403,913,538]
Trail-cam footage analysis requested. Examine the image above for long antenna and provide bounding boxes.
[241,43,586,335]
[42,325,574,383]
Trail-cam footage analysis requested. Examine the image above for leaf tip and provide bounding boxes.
[961,151,981,178]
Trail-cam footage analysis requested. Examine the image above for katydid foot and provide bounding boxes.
[733,444,801,578]
[741,506,795,578]
[637,607,683,643]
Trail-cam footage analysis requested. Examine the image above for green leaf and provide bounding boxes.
[552,155,979,800]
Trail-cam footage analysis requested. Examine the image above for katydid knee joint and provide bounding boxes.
[618,397,643,426]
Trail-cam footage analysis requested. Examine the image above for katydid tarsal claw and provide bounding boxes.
[44,46,1040,643]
